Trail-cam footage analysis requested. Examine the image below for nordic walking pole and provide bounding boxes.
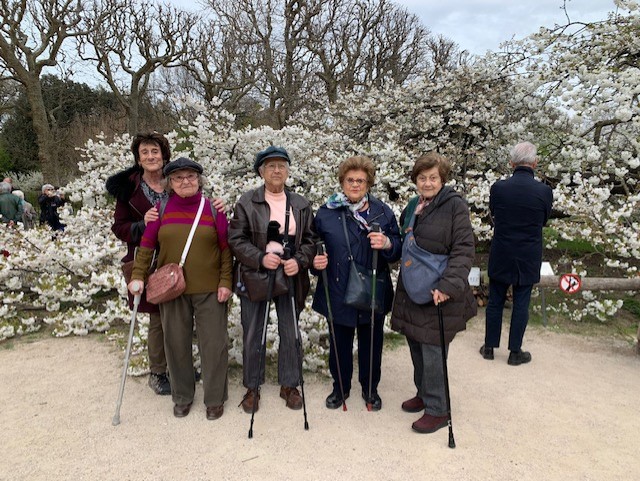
[316,241,347,411]
[367,222,381,412]
[284,246,309,430]
[437,302,456,448]
[248,269,276,439]
[112,282,142,426]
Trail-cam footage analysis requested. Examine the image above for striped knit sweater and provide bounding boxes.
[131,191,233,294]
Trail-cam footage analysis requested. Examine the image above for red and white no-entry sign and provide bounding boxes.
[559,273,581,294]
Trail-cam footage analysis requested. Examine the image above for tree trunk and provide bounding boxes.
[24,80,60,186]
[128,83,139,136]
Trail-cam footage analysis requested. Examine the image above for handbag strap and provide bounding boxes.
[340,212,354,261]
[282,191,291,250]
[179,197,206,267]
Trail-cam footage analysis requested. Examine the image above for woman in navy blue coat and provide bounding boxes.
[312,156,401,410]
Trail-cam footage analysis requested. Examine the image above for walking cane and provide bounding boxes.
[366,222,381,412]
[437,302,456,448]
[112,282,142,426]
[316,241,347,411]
[248,269,276,439]
[284,247,309,430]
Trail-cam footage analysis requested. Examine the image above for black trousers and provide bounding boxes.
[328,319,384,395]
[485,279,534,352]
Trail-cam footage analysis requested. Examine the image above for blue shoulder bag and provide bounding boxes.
[401,213,449,305]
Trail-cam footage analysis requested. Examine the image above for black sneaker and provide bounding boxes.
[508,350,532,366]
[325,390,349,409]
[148,372,171,395]
[362,390,382,411]
[479,344,494,360]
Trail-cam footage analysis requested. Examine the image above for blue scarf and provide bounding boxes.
[326,192,370,230]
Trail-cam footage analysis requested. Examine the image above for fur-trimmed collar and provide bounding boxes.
[105,166,140,202]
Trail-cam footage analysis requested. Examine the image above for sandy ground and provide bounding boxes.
[1,315,639,481]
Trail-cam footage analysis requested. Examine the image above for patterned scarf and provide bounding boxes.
[326,192,370,230]
[141,179,168,206]
[414,195,432,216]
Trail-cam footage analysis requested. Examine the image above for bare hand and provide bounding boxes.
[282,258,299,276]
[217,287,232,303]
[367,231,388,250]
[313,253,328,270]
[212,197,225,212]
[262,252,281,270]
[432,289,449,305]
[128,280,144,295]
[144,206,159,225]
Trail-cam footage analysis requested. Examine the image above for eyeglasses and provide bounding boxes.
[264,162,289,172]
[170,173,198,183]
[416,175,441,183]
[345,178,367,186]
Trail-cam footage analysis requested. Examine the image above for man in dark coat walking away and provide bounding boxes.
[480,142,553,366]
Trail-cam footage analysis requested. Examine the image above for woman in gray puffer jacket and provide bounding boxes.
[391,152,477,435]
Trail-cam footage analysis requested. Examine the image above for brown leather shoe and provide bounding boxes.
[173,403,192,418]
[401,396,425,413]
[280,386,303,410]
[239,388,260,414]
[206,404,224,420]
[411,413,448,434]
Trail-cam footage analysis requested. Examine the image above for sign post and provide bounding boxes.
[539,262,554,327]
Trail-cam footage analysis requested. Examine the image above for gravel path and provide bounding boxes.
[1,315,639,481]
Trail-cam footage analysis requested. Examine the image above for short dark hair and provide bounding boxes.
[410,152,451,184]
[338,155,376,188]
[131,132,171,169]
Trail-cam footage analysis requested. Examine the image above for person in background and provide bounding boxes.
[480,141,553,366]
[0,181,23,227]
[312,155,401,411]
[12,190,36,230]
[38,184,66,231]
[391,152,477,434]
[229,146,317,414]
[106,132,172,395]
[128,157,233,420]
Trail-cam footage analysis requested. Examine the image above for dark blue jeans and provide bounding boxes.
[485,279,533,352]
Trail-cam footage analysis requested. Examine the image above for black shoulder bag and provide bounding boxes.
[341,212,386,312]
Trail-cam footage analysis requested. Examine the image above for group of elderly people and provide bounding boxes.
[107,132,496,434]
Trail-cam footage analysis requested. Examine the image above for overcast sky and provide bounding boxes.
[394,0,618,55]
[175,0,618,55]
